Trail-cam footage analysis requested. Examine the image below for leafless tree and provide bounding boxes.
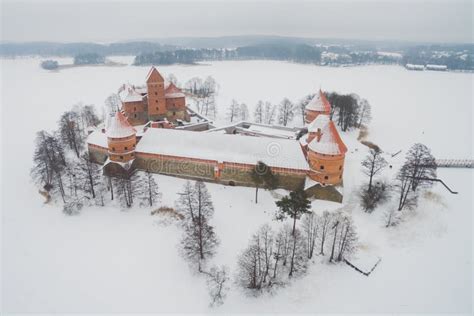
[180,181,219,272]
[240,103,249,121]
[254,100,264,123]
[361,149,388,192]
[58,110,85,157]
[277,98,294,126]
[302,212,319,259]
[226,99,240,122]
[263,101,277,125]
[296,94,313,125]
[396,143,437,211]
[357,98,372,128]
[137,170,161,207]
[205,265,229,307]
[319,211,332,255]
[176,181,198,221]
[288,228,307,277]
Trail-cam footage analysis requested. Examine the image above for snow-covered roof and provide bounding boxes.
[136,128,309,171]
[106,112,137,138]
[146,66,164,83]
[123,90,143,103]
[307,114,330,132]
[164,82,185,98]
[306,90,331,113]
[307,115,347,155]
[87,130,108,148]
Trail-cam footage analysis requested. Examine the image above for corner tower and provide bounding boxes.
[106,112,137,163]
[305,89,331,123]
[306,114,347,185]
[146,66,166,121]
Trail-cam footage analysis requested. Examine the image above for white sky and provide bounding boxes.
[1,0,472,43]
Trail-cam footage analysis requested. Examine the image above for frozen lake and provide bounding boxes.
[1,57,472,313]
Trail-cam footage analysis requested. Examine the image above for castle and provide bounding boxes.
[87,67,347,200]
[120,67,189,126]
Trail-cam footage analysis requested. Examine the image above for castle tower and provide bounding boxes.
[106,111,137,163]
[146,66,166,121]
[306,114,347,185]
[122,88,147,126]
[305,89,331,123]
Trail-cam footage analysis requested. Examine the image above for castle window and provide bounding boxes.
[120,155,123,160]
[134,114,137,118]
[156,100,158,103]
[134,107,136,111]
[173,111,176,116]
[155,92,158,96]
[112,147,115,151]
[339,175,342,179]
[131,153,134,157]
[156,107,159,110]
[125,146,128,150]
[320,165,325,170]
[324,176,329,180]
[339,166,342,170]
[133,144,135,148]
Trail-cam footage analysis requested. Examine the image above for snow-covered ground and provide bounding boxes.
[1,57,472,313]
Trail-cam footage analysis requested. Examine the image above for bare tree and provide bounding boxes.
[302,212,319,259]
[254,100,264,123]
[104,93,121,115]
[205,265,229,307]
[396,143,437,211]
[263,101,277,125]
[226,99,240,122]
[180,181,219,271]
[361,149,388,192]
[176,181,198,221]
[319,211,332,255]
[277,98,294,126]
[166,73,178,85]
[114,175,137,208]
[137,170,161,207]
[296,94,313,125]
[239,103,249,121]
[77,152,100,199]
[357,98,372,128]
[236,224,275,291]
[58,110,85,157]
[328,212,358,262]
[288,228,307,277]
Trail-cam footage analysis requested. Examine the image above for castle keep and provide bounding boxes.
[87,67,347,199]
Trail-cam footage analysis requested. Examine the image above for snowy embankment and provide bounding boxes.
[1,57,472,313]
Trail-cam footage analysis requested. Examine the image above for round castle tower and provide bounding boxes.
[106,111,137,162]
[305,114,347,185]
[305,89,331,123]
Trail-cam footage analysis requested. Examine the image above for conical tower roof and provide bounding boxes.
[307,115,347,155]
[106,111,136,138]
[306,89,331,113]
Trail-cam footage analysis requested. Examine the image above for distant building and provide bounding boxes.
[405,64,425,71]
[426,64,447,71]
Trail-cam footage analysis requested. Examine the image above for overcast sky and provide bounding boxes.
[1,0,472,43]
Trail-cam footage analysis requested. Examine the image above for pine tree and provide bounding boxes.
[275,189,311,236]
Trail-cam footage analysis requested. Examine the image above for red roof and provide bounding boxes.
[307,114,347,155]
[146,66,164,83]
[306,89,331,113]
[164,82,185,98]
[106,111,136,138]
